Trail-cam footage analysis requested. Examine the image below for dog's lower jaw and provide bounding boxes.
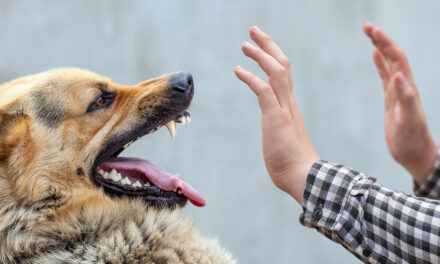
[0,197,236,264]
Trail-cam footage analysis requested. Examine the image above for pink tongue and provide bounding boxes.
[99,157,206,207]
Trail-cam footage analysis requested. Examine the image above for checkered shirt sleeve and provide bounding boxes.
[300,160,440,263]
[414,148,440,199]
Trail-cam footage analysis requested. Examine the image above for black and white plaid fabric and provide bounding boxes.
[414,150,440,199]
[300,157,440,263]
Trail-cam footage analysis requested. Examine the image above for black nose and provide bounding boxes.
[170,72,194,95]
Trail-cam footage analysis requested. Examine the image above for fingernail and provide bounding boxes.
[242,41,250,47]
[251,26,260,32]
[235,66,243,72]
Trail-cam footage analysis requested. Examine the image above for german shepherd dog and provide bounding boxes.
[0,69,235,263]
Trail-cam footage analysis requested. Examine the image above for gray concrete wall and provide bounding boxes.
[1,1,439,263]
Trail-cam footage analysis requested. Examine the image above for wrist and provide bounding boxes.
[407,140,438,185]
[283,159,319,204]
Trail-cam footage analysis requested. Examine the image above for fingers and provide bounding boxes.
[249,26,294,103]
[392,72,420,126]
[249,26,291,70]
[364,23,402,61]
[234,66,280,113]
[363,22,374,38]
[364,22,413,82]
[373,48,390,88]
[384,72,417,116]
[241,42,286,78]
[372,28,404,63]
[394,72,416,107]
[241,41,292,108]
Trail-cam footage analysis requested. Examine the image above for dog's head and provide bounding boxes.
[0,68,205,210]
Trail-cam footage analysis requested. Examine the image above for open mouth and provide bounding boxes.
[91,111,206,208]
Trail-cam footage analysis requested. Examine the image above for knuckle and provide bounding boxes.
[278,66,288,75]
[263,34,273,43]
[404,90,416,101]
[260,84,272,94]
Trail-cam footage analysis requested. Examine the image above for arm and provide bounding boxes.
[302,160,440,263]
[363,23,438,191]
[235,26,440,263]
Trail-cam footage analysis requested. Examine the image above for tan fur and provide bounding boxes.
[0,68,235,264]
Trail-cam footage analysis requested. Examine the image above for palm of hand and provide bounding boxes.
[384,86,428,167]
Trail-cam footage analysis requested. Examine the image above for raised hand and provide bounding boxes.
[364,23,437,184]
[234,27,320,203]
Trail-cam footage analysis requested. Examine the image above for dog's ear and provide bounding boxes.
[0,106,29,160]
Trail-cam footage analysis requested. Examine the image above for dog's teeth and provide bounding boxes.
[133,181,142,188]
[165,120,177,138]
[109,169,122,182]
[103,171,110,179]
[109,169,117,178]
[187,115,191,123]
[98,169,104,175]
[172,188,177,192]
[177,189,182,195]
[144,182,151,187]
[178,116,186,125]
[121,177,131,185]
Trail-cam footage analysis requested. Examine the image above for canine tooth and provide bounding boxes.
[133,181,142,188]
[99,169,104,175]
[103,171,110,179]
[144,182,151,187]
[173,188,177,192]
[187,115,191,123]
[121,177,131,185]
[165,120,177,138]
[177,190,182,195]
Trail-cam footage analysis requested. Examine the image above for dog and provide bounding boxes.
[0,68,235,263]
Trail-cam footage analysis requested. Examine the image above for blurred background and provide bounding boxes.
[1,0,440,263]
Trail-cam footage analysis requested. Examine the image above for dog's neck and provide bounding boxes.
[0,190,235,264]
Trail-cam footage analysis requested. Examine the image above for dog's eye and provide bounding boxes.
[93,96,104,107]
[87,91,115,113]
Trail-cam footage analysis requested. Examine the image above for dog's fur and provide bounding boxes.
[0,68,235,263]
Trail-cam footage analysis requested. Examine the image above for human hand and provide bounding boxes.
[234,26,320,204]
[364,23,437,185]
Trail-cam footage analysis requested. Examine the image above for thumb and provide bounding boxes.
[394,72,416,107]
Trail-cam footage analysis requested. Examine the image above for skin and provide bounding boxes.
[363,23,437,185]
[235,24,437,204]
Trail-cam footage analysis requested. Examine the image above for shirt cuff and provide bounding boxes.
[414,148,440,198]
[299,160,374,232]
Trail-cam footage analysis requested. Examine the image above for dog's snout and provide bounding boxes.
[170,72,194,95]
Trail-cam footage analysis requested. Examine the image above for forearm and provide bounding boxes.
[301,161,440,263]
